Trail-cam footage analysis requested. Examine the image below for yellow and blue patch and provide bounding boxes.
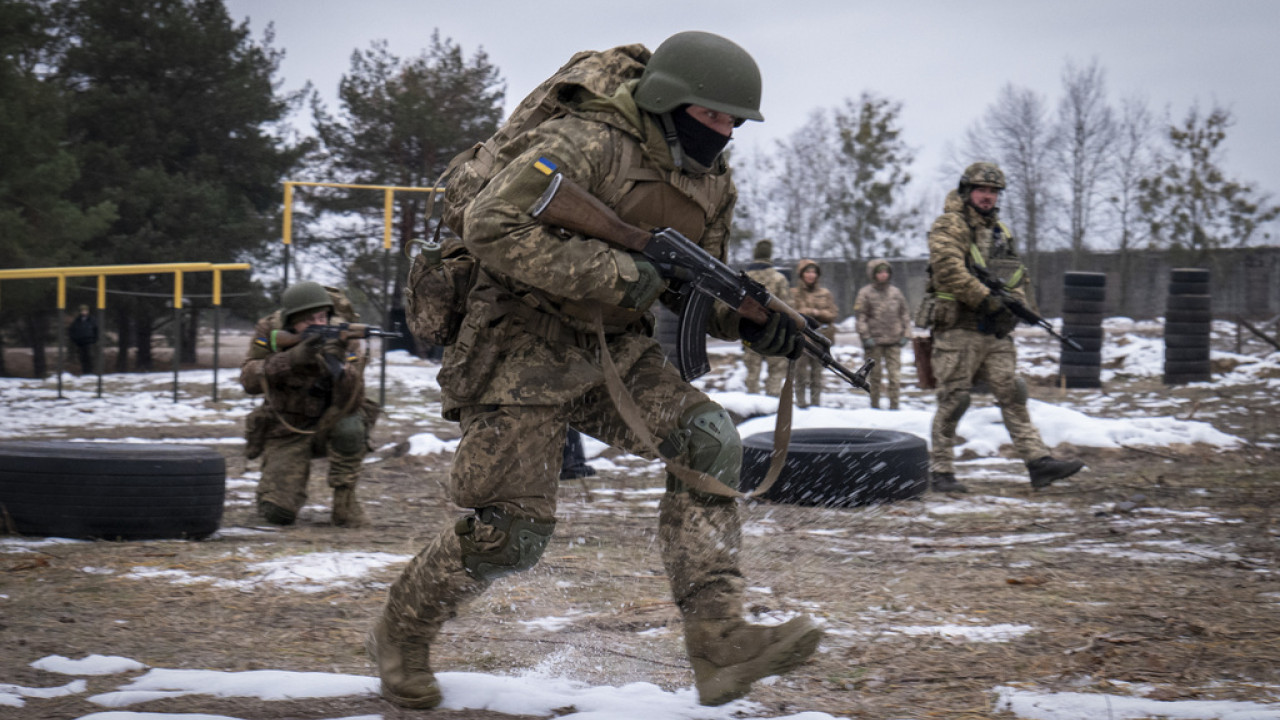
[533,157,558,175]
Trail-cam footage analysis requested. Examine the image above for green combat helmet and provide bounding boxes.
[633,31,764,123]
[281,281,333,325]
[958,162,1007,194]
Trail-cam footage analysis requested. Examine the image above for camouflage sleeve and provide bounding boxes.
[853,286,871,342]
[462,116,638,307]
[927,212,989,309]
[811,288,839,325]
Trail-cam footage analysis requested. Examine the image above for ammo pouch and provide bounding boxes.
[930,295,959,331]
[404,235,477,346]
[913,294,936,330]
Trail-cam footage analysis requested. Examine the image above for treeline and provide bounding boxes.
[2,0,1276,376]
[730,60,1278,273]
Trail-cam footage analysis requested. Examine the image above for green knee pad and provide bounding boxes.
[329,414,367,456]
[456,506,556,582]
[945,390,971,424]
[660,402,742,496]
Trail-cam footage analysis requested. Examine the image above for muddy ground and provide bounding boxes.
[2,324,1279,720]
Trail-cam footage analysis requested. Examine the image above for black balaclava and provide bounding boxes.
[670,106,731,167]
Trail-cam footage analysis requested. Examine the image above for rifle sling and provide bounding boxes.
[590,308,794,500]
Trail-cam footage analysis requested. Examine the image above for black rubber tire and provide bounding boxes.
[1164,333,1210,349]
[1164,321,1211,336]
[1170,268,1211,283]
[1164,372,1212,385]
[1166,295,1211,311]
[1164,360,1212,376]
[1060,351,1102,366]
[740,429,927,507]
[0,441,225,541]
[1059,363,1102,379]
[1164,309,1213,324]
[1062,298,1105,315]
[1166,346,1210,362]
[1061,324,1104,338]
[1168,281,1210,296]
[1063,376,1103,389]
[1062,285,1106,301]
[1062,312,1104,327]
[1063,272,1107,287]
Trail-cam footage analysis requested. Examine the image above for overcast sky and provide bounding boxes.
[224,0,1280,221]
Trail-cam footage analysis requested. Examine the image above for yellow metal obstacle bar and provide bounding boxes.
[0,262,251,401]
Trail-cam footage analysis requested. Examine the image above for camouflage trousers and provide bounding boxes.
[381,344,748,644]
[793,352,824,407]
[865,343,903,410]
[256,414,368,515]
[743,347,788,397]
[929,329,1049,474]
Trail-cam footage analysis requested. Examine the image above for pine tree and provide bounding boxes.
[1139,103,1278,253]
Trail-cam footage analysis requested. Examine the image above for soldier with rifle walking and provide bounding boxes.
[922,162,1084,493]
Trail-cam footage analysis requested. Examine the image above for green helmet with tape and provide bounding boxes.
[633,31,764,123]
[281,281,332,323]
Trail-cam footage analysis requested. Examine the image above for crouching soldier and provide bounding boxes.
[240,281,378,527]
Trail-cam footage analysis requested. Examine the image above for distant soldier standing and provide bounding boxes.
[67,304,98,375]
[924,162,1083,493]
[741,239,792,397]
[239,281,377,526]
[791,259,838,407]
[854,259,910,410]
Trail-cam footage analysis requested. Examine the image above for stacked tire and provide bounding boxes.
[1059,272,1106,389]
[1164,268,1212,385]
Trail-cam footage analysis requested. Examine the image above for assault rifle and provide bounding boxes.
[970,265,1084,351]
[529,172,874,392]
[270,322,403,350]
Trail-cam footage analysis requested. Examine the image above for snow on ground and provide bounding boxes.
[2,323,1278,719]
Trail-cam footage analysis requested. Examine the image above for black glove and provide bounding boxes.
[618,254,665,311]
[981,305,1018,338]
[740,311,801,359]
[977,293,1005,316]
[286,332,325,372]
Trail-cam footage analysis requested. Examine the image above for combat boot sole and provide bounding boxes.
[364,621,442,709]
[692,616,822,707]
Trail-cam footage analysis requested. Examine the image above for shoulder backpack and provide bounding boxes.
[403,44,650,347]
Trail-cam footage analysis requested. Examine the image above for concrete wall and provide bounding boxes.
[769,247,1280,322]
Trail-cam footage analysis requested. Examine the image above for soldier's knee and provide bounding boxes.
[456,506,556,582]
[660,401,742,498]
[328,414,367,456]
[993,378,1028,406]
[944,390,971,423]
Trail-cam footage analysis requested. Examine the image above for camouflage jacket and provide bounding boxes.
[439,80,740,416]
[239,311,368,437]
[744,261,792,308]
[926,190,1030,333]
[791,259,838,339]
[854,259,910,345]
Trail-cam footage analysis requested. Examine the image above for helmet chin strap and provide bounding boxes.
[658,112,685,169]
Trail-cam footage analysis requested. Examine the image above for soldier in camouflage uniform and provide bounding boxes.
[924,163,1084,493]
[741,240,793,397]
[239,281,376,527]
[854,259,911,410]
[367,32,820,710]
[791,259,838,407]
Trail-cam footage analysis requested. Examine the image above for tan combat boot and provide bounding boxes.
[685,615,822,706]
[365,617,441,709]
[331,486,368,528]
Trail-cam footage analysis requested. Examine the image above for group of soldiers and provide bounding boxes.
[240,30,1083,711]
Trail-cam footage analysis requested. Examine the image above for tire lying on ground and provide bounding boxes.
[739,428,927,507]
[0,441,225,541]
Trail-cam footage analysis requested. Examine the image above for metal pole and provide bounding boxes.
[212,272,222,403]
[172,271,182,403]
[380,245,390,408]
[95,276,105,398]
[56,276,65,400]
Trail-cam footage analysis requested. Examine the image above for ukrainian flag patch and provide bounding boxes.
[533,157,557,175]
